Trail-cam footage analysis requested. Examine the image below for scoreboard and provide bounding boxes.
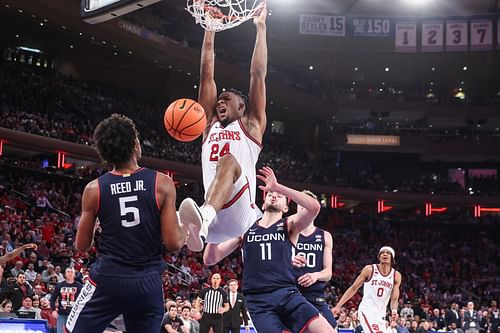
[81,0,160,24]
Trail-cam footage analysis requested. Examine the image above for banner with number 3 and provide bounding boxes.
[446,20,468,51]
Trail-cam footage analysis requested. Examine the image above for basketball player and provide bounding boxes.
[202,167,336,333]
[332,247,402,333]
[66,114,186,333]
[292,190,337,329]
[179,4,269,258]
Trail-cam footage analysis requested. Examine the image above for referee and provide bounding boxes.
[196,273,229,333]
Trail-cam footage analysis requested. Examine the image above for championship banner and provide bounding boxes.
[350,17,392,37]
[346,134,401,146]
[446,20,468,51]
[470,19,493,50]
[299,14,346,36]
[497,19,500,49]
[421,21,444,52]
[395,21,417,52]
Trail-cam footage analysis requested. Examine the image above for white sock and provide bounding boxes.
[200,204,216,238]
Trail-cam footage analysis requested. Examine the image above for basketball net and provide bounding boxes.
[186,0,265,31]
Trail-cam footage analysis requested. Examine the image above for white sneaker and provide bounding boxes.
[179,198,206,252]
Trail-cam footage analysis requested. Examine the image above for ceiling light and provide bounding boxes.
[309,65,314,70]
[194,85,198,89]
[462,66,468,71]
[431,67,436,71]
[385,67,390,72]
[354,67,359,71]
[128,50,132,54]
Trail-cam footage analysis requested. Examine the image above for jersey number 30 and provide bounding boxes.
[119,196,141,227]
[209,143,230,161]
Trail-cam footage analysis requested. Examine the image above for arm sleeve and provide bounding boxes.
[241,295,249,325]
[220,289,228,303]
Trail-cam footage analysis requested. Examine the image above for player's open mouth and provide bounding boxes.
[218,107,227,116]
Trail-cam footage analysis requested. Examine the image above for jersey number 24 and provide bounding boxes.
[209,143,230,161]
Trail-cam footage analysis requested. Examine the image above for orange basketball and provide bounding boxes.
[164,98,207,142]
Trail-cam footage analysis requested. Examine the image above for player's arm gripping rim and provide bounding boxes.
[198,30,217,140]
[244,5,268,142]
[332,265,373,315]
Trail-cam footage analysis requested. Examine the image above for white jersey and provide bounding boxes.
[359,264,395,317]
[202,119,262,202]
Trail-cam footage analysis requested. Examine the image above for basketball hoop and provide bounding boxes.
[186,0,265,32]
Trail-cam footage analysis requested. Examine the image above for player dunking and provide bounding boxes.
[292,190,337,329]
[67,114,186,333]
[332,247,402,333]
[202,167,336,333]
[179,5,268,259]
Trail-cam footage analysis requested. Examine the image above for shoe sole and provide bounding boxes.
[179,198,204,252]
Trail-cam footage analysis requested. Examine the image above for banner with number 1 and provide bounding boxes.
[395,21,417,52]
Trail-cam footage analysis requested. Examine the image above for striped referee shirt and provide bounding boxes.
[200,287,228,314]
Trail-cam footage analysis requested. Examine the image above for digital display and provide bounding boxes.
[0,319,48,333]
[84,0,123,12]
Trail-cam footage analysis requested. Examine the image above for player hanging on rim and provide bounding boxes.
[292,190,337,329]
[332,246,402,333]
[179,4,268,261]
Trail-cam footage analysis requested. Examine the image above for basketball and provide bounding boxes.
[164,98,207,142]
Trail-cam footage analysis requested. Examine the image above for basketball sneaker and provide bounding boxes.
[179,198,215,252]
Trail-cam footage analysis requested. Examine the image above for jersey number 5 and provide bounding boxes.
[209,143,230,161]
[119,196,141,227]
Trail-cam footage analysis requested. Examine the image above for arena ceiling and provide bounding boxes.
[4,0,500,119]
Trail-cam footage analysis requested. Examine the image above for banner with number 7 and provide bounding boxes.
[470,19,493,51]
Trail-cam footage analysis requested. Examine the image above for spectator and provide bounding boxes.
[24,263,37,283]
[446,303,462,330]
[50,267,83,333]
[0,300,12,313]
[464,302,480,333]
[40,297,57,333]
[18,296,42,319]
[0,272,33,311]
[401,302,415,320]
[417,320,431,333]
[41,264,57,283]
[161,304,186,333]
[10,261,23,277]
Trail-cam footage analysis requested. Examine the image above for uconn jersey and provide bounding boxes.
[293,228,326,298]
[359,264,395,317]
[241,218,296,295]
[94,168,164,276]
[202,120,261,200]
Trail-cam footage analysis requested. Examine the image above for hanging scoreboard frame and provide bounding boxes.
[81,0,161,24]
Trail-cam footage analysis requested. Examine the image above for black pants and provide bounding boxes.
[200,313,223,333]
[224,327,240,333]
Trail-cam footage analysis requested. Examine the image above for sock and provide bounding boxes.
[199,204,216,238]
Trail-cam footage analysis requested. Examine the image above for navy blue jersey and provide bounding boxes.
[94,167,165,276]
[293,228,326,297]
[241,218,296,295]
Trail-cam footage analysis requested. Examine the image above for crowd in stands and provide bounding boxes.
[2,63,500,198]
[0,161,499,331]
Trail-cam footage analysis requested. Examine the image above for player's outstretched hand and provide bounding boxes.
[253,2,267,28]
[257,166,278,192]
[21,243,37,251]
